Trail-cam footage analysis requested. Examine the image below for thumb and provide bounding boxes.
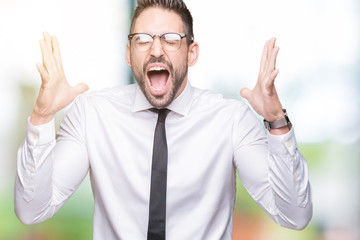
[240,88,251,101]
[72,83,89,96]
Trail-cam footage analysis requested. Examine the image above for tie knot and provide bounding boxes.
[155,108,170,123]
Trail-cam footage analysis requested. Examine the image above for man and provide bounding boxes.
[15,0,313,239]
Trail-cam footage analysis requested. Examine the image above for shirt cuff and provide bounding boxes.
[26,117,56,146]
[267,127,298,156]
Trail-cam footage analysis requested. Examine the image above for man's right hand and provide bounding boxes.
[30,32,89,125]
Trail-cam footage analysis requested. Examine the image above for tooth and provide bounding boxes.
[149,66,165,71]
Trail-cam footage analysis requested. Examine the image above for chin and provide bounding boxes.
[145,89,175,109]
[148,95,172,109]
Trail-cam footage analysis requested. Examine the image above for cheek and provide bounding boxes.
[130,55,144,75]
[170,52,188,69]
[179,49,190,66]
[174,57,188,74]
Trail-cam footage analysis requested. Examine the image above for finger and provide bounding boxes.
[259,39,270,73]
[265,69,279,89]
[51,35,63,69]
[267,46,279,75]
[267,37,276,61]
[36,63,49,83]
[240,87,251,101]
[72,83,89,97]
[39,39,51,74]
[43,31,52,54]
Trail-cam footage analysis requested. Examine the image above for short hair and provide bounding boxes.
[130,0,194,45]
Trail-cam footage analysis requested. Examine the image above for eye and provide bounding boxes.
[162,33,181,41]
[134,34,152,43]
[137,42,151,46]
[162,34,181,45]
[163,40,177,45]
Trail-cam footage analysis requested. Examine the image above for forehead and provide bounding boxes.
[133,7,184,34]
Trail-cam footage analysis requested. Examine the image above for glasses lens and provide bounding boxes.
[132,33,153,51]
[161,33,182,52]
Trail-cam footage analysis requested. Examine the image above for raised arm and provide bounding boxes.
[235,38,312,230]
[15,32,89,225]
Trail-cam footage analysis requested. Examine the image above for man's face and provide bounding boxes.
[126,7,193,108]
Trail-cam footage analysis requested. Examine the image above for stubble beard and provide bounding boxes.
[133,57,188,109]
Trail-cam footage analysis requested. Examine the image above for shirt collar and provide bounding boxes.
[132,80,193,117]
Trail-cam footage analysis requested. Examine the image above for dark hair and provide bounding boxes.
[130,0,194,45]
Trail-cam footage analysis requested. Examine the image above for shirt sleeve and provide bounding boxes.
[233,105,312,230]
[14,98,90,225]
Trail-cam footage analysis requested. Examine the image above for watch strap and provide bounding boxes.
[263,109,292,130]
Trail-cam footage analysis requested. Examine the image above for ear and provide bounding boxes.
[187,41,199,67]
[126,42,132,66]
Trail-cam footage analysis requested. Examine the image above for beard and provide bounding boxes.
[132,56,188,109]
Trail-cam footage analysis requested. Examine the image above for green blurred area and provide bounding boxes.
[0,180,93,240]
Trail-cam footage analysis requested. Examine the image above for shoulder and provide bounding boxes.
[191,86,248,113]
[75,84,137,106]
[189,86,262,136]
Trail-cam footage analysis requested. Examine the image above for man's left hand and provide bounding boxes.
[240,38,285,123]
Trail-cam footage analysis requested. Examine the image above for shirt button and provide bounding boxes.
[29,167,35,173]
[293,173,299,179]
[285,141,291,148]
[32,133,38,139]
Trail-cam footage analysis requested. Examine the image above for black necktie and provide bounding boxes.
[147,108,170,240]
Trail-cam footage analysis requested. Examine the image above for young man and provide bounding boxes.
[15,0,312,239]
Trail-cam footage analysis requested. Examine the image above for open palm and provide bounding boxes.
[31,32,88,125]
[240,38,284,122]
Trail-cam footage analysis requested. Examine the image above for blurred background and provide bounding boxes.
[0,0,359,239]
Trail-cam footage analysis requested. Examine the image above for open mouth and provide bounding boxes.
[146,65,170,92]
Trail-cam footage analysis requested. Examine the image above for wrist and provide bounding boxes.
[30,110,54,126]
[263,109,285,122]
[269,125,290,135]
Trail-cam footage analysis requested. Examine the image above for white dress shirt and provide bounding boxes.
[15,81,312,239]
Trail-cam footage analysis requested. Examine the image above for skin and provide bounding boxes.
[31,32,88,125]
[31,7,288,135]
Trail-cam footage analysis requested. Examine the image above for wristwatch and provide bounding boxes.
[263,109,292,130]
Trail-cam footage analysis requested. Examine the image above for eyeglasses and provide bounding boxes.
[128,32,193,52]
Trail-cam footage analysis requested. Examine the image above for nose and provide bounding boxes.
[149,37,164,58]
